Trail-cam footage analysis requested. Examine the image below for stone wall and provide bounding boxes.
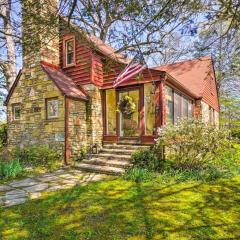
[7,64,66,158]
[201,101,210,124]
[214,111,219,127]
[83,84,103,147]
[68,98,87,158]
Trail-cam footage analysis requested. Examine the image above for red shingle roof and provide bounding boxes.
[155,56,219,111]
[41,61,88,101]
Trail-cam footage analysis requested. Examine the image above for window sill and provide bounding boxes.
[46,117,59,121]
[62,63,76,69]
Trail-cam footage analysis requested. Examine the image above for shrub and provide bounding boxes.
[123,167,154,182]
[0,160,23,179]
[155,119,230,170]
[74,146,88,161]
[131,148,162,171]
[0,122,7,149]
[13,145,61,169]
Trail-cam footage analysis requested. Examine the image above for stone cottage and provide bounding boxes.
[5,0,219,169]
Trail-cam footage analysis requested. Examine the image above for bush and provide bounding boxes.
[123,167,154,182]
[13,145,61,169]
[131,148,162,171]
[155,119,230,170]
[0,160,23,179]
[74,146,88,161]
[0,122,7,149]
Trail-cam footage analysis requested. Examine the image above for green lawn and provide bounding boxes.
[1,176,240,240]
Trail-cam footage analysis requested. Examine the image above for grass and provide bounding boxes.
[1,176,240,239]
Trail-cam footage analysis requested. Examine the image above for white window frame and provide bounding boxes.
[65,39,75,66]
[12,104,21,121]
[46,98,59,119]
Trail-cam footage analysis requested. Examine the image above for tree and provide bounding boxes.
[0,0,18,88]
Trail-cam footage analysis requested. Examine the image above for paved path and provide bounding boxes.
[0,168,109,207]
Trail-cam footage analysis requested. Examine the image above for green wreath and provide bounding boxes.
[117,95,136,117]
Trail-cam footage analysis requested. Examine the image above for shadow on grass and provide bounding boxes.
[0,176,240,240]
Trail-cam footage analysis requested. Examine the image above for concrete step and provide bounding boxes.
[75,163,124,175]
[94,153,131,160]
[103,144,150,151]
[101,148,134,155]
[82,158,132,168]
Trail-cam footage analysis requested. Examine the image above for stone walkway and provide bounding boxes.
[0,168,109,207]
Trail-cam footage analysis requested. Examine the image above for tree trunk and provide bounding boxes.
[1,0,17,89]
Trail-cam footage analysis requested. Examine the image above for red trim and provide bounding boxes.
[40,61,60,70]
[103,135,118,143]
[62,35,76,69]
[140,85,145,136]
[65,97,70,164]
[155,82,161,127]
[141,135,156,144]
[5,70,22,105]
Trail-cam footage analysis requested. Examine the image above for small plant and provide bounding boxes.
[131,148,162,171]
[13,145,61,169]
[123,167,154,182]
[0,160,23,179]
[0,122,7,149]
[74,146,88,161]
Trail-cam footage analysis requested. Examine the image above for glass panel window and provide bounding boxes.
[144,83,156,135]
[46,98,59,119]
[119,90,140,137]
[174,92,181,123]
[106,89,116,135]
[188,100,193,118]
[65,39,74,66]
[182,97,188,118]
[166,86,174,124]
[13,104,21,120]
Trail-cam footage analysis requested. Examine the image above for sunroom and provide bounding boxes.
[101,70,198,144]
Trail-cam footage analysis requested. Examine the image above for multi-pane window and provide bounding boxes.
[182,97,189,118]
[106,89,116,135]
[65,39,75,66]
[165,85,193,124]
[12,104,21,120]
[166,86,174,124]
[174,92,181,124]
[188,100,193,118]
[144,83,156,135]
[46,98,59,119]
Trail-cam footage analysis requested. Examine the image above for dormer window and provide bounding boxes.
[64,37,75,67]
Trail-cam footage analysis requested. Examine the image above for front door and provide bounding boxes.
[118,89,140,138]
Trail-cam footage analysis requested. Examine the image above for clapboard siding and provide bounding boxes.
[60,34,92,86]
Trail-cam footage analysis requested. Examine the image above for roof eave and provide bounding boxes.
[4,70,22,106]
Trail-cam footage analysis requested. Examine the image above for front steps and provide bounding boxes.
[75,143,149,175]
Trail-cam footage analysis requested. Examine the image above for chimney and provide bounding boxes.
[22,0,59,67]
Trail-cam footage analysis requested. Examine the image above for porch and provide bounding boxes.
[102,81,165,144]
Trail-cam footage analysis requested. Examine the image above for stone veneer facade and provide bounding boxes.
[7,66,104,161]
[83,84,103,147]
[7,64,66,157]
[68,98,87,158]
